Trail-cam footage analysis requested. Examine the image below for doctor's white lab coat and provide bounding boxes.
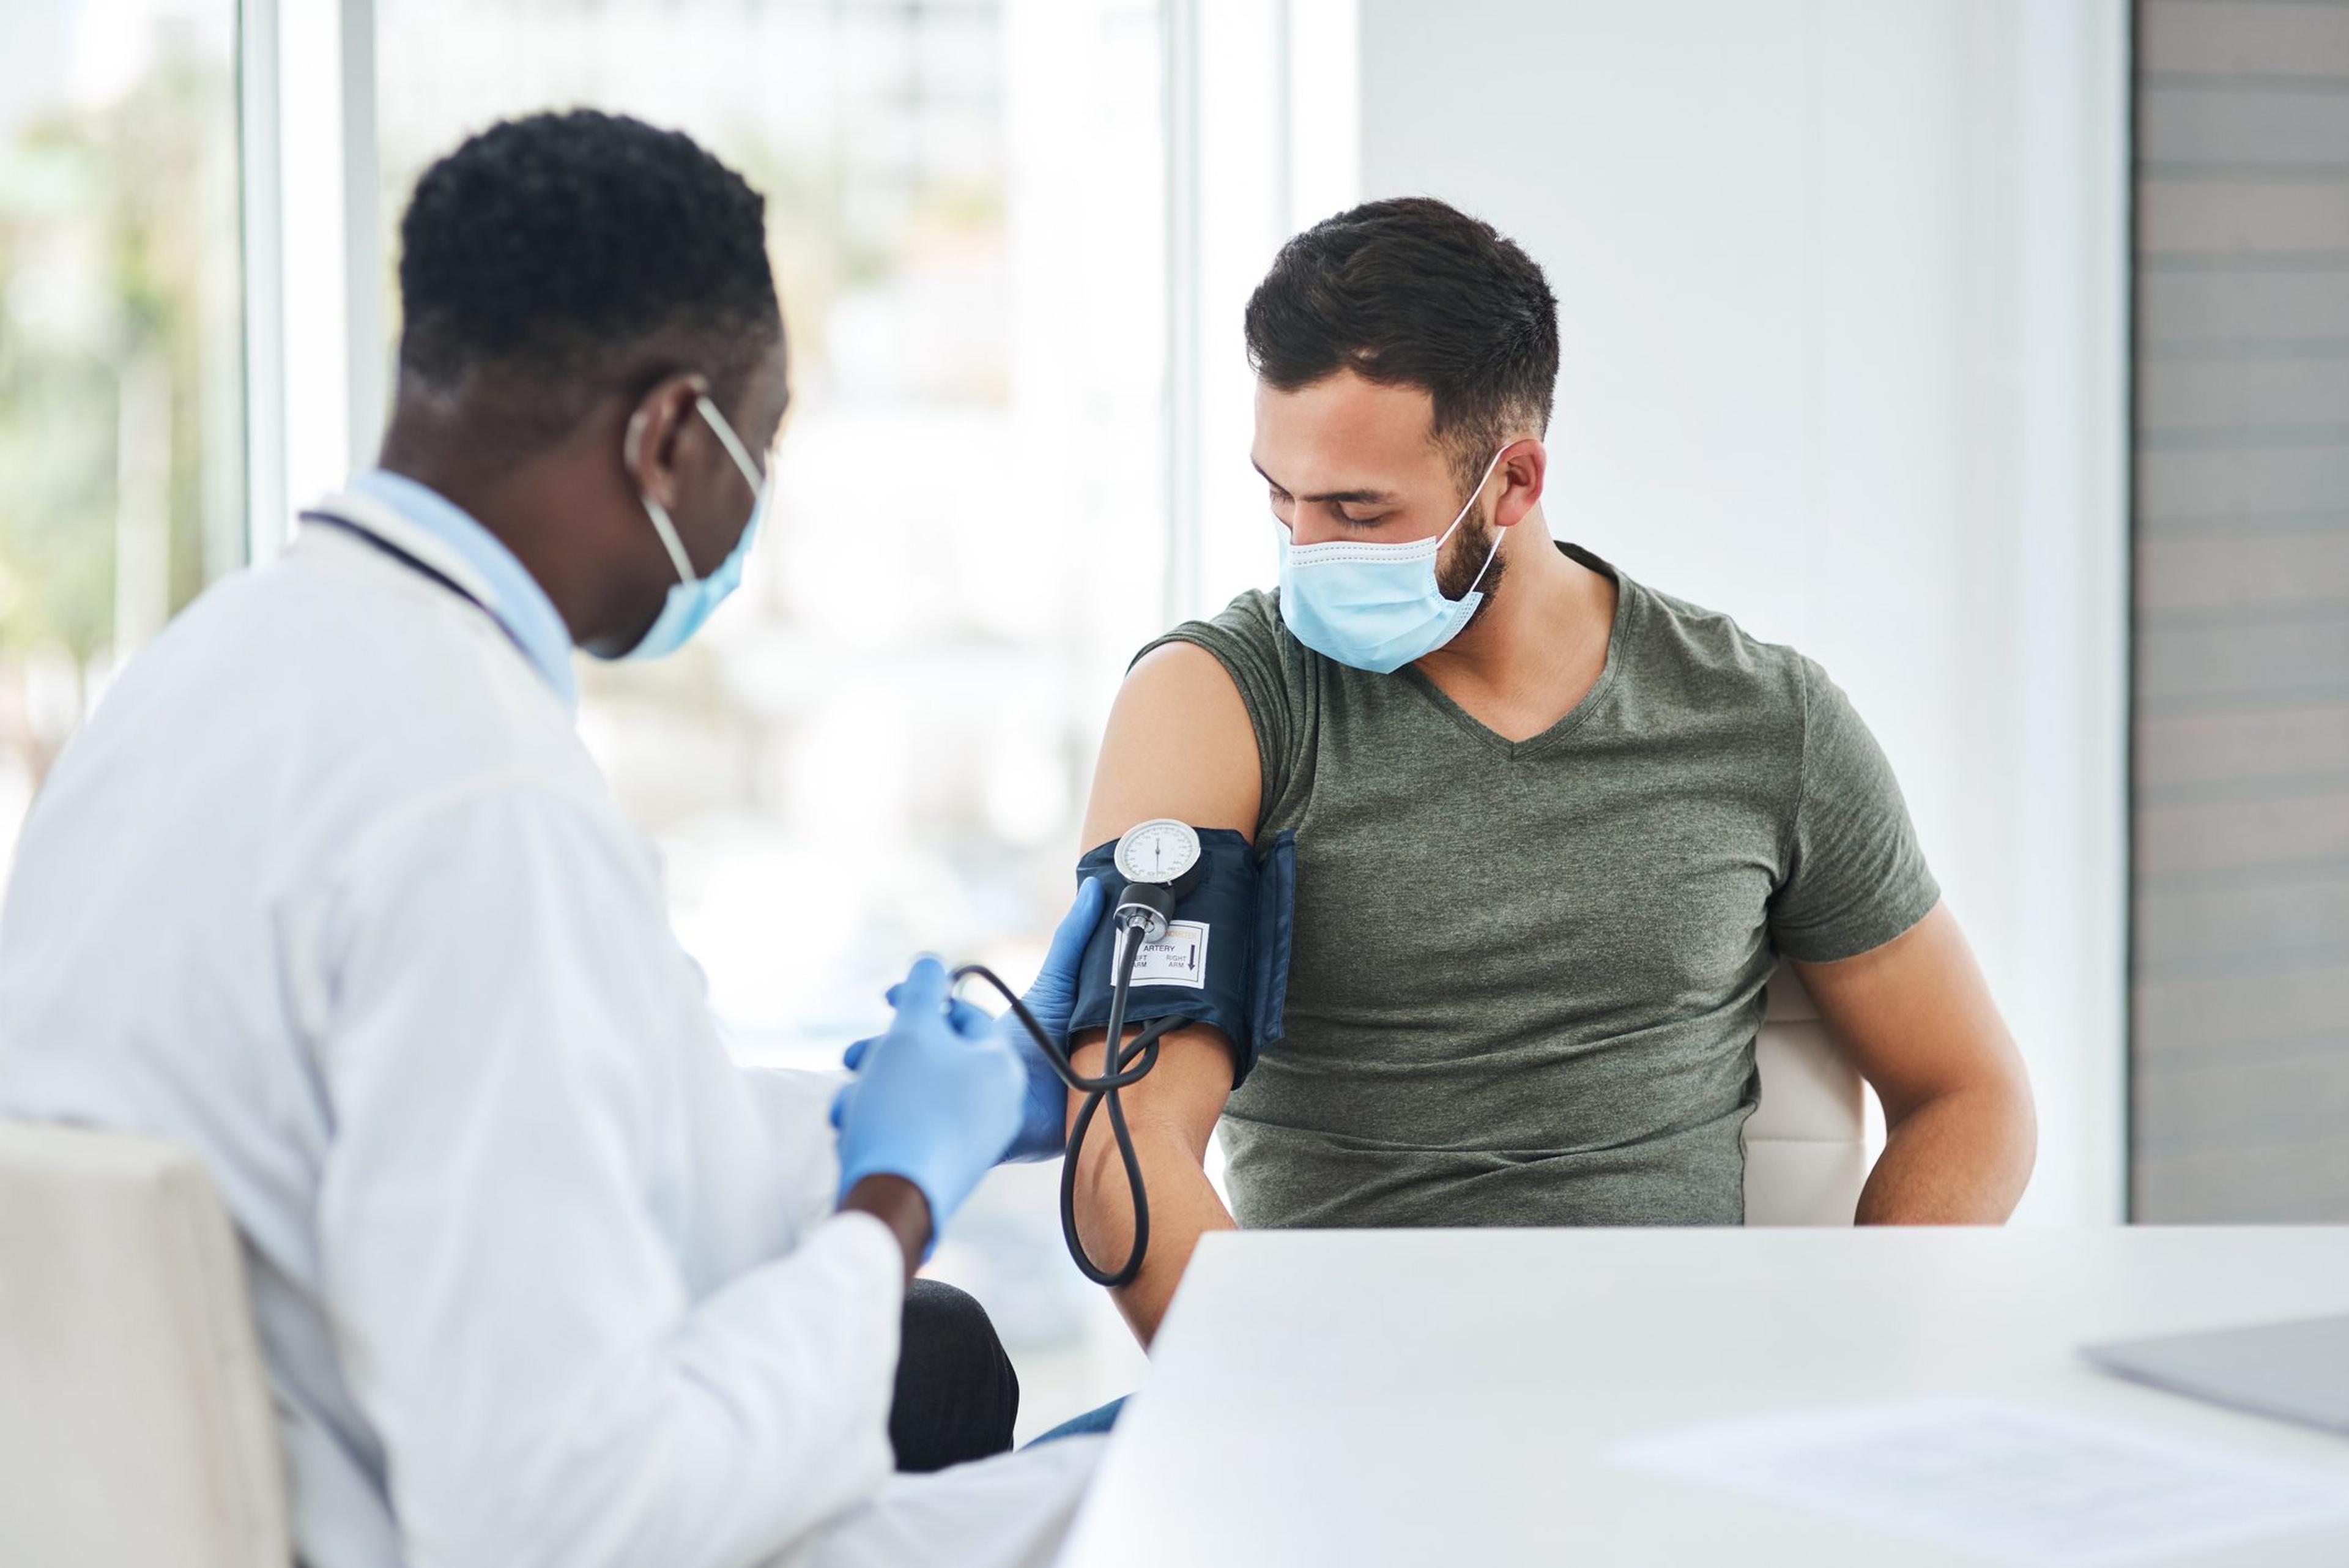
[0,498,1097,1568]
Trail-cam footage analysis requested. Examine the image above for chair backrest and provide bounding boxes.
[1742,968,1868,1226]
[0,1120,290,1568]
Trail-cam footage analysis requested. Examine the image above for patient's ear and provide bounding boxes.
[1492,439,1547,529]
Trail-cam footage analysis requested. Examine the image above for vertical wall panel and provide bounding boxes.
[2134,0,2349,1221]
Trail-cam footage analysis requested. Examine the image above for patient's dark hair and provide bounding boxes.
[1244,197,1559,489]
[395,110,781,438]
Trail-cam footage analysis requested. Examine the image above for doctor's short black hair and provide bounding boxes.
[1244,197,1559,489]
[395,110,781,432]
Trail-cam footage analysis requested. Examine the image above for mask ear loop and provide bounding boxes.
[1440,443,1517,604]
[625,403,702,587]
[694,393,768,498]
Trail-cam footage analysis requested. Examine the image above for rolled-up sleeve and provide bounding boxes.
[310,778,901,1568]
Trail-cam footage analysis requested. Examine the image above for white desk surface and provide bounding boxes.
[1058,1227,2349,1567]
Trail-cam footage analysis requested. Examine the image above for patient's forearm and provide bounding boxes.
[1071,1117,1233,1344]
[1066,1025,1236,1346]
[1856,1083,2035,1224]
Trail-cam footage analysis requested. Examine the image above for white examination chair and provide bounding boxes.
[0,1120,290,1568]
[1742,966,1870,1226]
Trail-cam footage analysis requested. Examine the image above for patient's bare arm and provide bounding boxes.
[1795,903,2037,1224]
[1069,642,1260,1345]
[1065,1025,1239,1344]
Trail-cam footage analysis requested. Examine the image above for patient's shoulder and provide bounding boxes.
[1616,571,1813,723]
[1199,585,1287,650]
[1093,589,1296,834]
[1134,588,1293,694]
[1118,637,1255,738]
[1085,633,1262,844]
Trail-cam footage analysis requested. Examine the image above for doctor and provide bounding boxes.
[0,110,1104,1568]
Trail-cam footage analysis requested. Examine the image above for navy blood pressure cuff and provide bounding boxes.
[1067,828,1296,1088]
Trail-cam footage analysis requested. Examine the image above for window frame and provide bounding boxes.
[238,0,384,565]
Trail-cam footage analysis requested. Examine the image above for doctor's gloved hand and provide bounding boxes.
[855,877,1105,1163]
[1002,876,1105,1160]
[831,956,1025,1244]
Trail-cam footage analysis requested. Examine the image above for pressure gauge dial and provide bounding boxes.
[1113,818,1204,891]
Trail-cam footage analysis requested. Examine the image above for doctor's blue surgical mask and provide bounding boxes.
[1276,444,1513,674]
[613,392,768,661]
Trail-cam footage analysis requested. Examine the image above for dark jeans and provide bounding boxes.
[889,1279,1020,1473]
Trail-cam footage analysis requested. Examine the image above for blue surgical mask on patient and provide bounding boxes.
[614,392,768,661]
[1275,445,1513,675]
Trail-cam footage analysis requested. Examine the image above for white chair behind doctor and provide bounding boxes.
[0,1120,289,1568]
[1742,965,1871,1225]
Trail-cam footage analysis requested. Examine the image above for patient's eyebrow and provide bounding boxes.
[1251,460,1398,505]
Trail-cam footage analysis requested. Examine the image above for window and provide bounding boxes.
[375,0,1168,1428]
[0,0,243,877]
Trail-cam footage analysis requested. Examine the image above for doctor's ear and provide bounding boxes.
[620,373,712,508]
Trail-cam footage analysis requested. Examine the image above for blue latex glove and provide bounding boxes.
[829,956,1025,1241]
[845,878,1107,1163]
[1002,877,1107,1159]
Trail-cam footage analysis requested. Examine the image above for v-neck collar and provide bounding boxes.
[1398,543,1632,761]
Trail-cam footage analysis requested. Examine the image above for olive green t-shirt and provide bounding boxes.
[1141,543,1938,1228]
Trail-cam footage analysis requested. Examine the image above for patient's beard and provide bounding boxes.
[1436,508,1508,631]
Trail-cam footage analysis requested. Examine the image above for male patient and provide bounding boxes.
[1070,197,2038,1346]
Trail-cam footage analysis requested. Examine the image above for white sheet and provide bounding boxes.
[1612,1396,2349,1567]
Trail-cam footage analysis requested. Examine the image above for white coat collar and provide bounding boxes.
[299,489,503,613]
